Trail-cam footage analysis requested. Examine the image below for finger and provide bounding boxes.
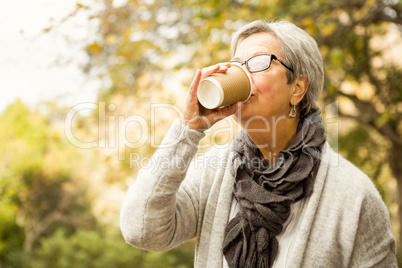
[201,65,220,79]
[188,69,202,94]
[219,102,241,117]
[216,62,231,73]
[186,69,202,105]
[204,102,241,125]
[216,65,229,73]
[218,62,231,68]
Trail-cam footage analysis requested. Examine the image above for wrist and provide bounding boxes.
[180,115,205,133]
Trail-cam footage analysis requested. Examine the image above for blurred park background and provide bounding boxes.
[1,0,401,267]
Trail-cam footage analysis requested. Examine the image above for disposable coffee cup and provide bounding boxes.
[197,63,253,109]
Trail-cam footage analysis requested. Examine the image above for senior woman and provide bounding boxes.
[120,20,396,267]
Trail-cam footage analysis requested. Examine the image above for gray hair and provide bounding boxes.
[231,20,324,118]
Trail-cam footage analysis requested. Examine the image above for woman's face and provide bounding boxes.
[232,32,296,129]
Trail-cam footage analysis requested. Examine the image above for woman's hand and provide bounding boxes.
[180,63,241,131]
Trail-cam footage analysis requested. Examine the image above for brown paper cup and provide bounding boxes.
[197,63,253,109]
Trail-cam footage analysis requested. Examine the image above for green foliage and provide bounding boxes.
[338,124,391,203]
[0,100,47,265]
[0,99,195,267]
[0,201,25,267]
[30,228,143,268]
[0,101,96,266]
[0,99,47,173]
[30,228,193,268]
[140,243,195,268]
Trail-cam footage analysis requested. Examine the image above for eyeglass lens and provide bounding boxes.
[247,54,272,72]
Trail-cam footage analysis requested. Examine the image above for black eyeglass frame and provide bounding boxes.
[229,53,294,73]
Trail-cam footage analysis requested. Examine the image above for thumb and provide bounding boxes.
[220,102,241,117]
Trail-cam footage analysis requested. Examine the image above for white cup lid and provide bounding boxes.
[197,78,224,109]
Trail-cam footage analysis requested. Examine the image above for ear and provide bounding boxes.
[290,75,309,106]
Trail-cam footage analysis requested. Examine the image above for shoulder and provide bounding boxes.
[315,143,392,227]
[322,147,397,266]
[322,144,381,200]
[296,144,396,268]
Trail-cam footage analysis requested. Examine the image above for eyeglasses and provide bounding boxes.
[229,53,294,73]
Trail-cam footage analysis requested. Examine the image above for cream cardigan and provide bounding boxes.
[120,120,397,267]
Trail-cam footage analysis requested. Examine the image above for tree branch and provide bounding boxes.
[337,102,402,146]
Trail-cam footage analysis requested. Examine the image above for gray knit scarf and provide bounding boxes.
[223,110,326,268]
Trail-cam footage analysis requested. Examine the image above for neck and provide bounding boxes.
[243,116,300,165]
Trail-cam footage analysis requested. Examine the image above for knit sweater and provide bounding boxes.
[120,119,397,267]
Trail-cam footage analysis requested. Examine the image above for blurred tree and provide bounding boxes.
[31,228,142,268]
[59,0,401,262]
[0,100,195,267]
[0,100,97,267]
[30,227,193,268]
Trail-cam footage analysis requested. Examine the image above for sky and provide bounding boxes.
[0,0,101,113]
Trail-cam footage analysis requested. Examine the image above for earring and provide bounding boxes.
[289,104,297,118]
